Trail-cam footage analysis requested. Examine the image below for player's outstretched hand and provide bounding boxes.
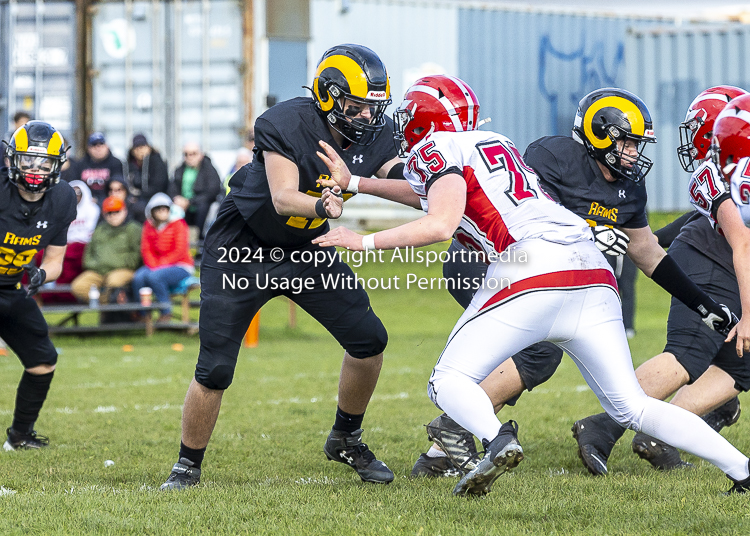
[321,186,343,219]
[23,263,46,297]
[312,226,365,251]
[725,315,750,357]
[317,140,353,190]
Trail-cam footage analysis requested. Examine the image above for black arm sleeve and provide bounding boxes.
[386,162,405,179]
[653,211,699,248]
[650,254,715,315]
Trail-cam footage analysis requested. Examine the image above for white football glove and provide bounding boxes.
[592,226,630,256]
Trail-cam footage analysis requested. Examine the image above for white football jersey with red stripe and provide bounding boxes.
[687,160,729,229]
[729,156,750,225]
[403,130,592,257]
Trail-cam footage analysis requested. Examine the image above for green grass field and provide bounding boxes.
[1,229,749,535]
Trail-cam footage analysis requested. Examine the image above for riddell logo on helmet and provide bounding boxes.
[367,91,388,100]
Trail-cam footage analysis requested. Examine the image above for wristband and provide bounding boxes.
[314,198,327,218]
[362,233,376,251]
[347,175,361,194]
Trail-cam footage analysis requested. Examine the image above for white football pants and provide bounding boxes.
[429,239,749,480]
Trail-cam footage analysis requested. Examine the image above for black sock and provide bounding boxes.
[333,406,364,434]
[12,370,54,434]
[179,442,206,469]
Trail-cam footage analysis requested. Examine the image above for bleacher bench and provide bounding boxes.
[37,282,201,337]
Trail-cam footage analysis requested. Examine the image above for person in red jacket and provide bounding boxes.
[132,192,194,321]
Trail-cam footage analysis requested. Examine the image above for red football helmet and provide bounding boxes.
[393,75,480,157]
[711,93,750,182]
[678,85,747,172]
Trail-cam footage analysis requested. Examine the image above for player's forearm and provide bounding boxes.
[271,190,324,219]
[39,256,64,282]
[625,228,665,276]
[38,245,67,282]
[358,177,422,209]
[369,214,455,250]
[729,240,750,319]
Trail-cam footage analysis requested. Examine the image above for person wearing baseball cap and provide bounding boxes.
[66,132,126,204]
[70,195,141,304]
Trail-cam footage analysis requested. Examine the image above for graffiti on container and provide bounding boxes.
[538,33,624,135]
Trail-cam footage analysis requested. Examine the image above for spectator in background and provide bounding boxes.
[170,142,221,238]
[70,196,141,304]
[67,132,125,204]
[37,181,101,304]
[59,154,76,183]
[223,147,254,194]
[3,110,31,141]
[132,193,194,322]
[125,133,170,223]
[107,178,138,221]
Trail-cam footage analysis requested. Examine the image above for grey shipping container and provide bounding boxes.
[90,0,245,172]
[459,8,750,211]
[0,0,78,144]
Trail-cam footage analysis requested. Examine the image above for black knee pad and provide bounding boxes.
[20,345,57,369]
[343,313,388,358]
[196,364,235,390]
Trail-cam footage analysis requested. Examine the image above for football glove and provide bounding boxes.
[23,264,46,297]
[699,302,739,337]
[592,225,630,256]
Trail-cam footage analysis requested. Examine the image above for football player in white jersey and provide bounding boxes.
[573,86,750,474]
[314,75,750,496]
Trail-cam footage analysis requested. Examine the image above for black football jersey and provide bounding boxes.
[0,168,77,283]
[208,97,397,251]
[673,213,734,275]
[524,136,649,229]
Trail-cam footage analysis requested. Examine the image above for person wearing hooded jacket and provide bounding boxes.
[132,193,194,321]
[37,181,101,304]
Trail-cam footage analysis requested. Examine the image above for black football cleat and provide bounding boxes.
[725,461,750,494]
[571,418,614,476]
[159,457,201,490]
[410,453,461,478]
[3,427,49,451]
[453,420,524,497]
[703,397,741,433]
[426,413,480,474]
[323,428,394,484]
[631,433,693,471]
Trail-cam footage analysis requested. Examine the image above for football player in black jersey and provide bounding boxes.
[572,87,750,477]
[0,121,77,451]
[160,44,412,490]
[354,87,737,478]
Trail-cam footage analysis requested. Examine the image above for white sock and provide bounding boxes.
[427,445,447,458]
[640,397,749,480]
[434,373,501,443]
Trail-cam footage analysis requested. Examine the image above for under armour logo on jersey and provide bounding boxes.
[619,190,626,199]
[352,155,363,164]
[36,221,48,229]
